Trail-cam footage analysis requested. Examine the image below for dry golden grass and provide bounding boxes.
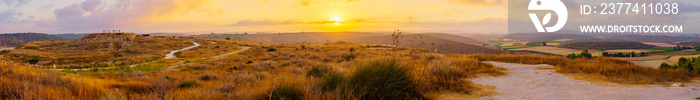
[3,36,695,99]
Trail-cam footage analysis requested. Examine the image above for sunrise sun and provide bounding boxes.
[331,16,342,25]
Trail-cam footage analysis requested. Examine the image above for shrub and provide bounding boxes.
[349,48,356,52]
[218,85,236,93]
[320,72,345,91]
[308,65,331,77]
[190,64,211,70]
[199,73,219,81]
[177,81,199,89]
[257,84,305,100]
[343,53,357,61]
[267,48,277,52]
[27,58,39,64]
[344,58,422,99]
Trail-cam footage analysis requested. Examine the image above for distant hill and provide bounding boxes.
[195,32,502,54]
[495,33,596,42]
[344,34,504,54]
[195,32,386,43]
[0,33,65,47]
[558,38,655,50]
[53,33,89,40]
[422,33,487,45]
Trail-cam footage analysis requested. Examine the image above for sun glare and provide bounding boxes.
[331,16,342,25]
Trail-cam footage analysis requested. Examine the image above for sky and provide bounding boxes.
[1,0,697,34]
[0,0,508,34]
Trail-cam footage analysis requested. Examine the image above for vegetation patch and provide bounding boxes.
[344,58,423,100]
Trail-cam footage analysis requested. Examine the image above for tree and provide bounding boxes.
[542,42,547,46]
[617,53,625,57]
[566,53,578,59]
[226,37,230,40]
[659,62,671,69]
[580,49,592,58]
[676,45,682,51]
[640,52,646,57]
[630,51,636,57]
[602,52,610,57]
[694,45,700,51]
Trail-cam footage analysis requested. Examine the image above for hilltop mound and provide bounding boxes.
[0,33,65,47]
[344,34,504,54]
[2,33,193,67]
[558,38,655,50]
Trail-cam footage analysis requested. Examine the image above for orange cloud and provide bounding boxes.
[446,0,505,7]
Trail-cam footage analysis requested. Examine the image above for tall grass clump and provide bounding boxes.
[320,72,345,91]
[344,58,422,99]
[257,83,305,100]
[308,65,331,77]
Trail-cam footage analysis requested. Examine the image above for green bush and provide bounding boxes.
[257,84,304,100]
[320,72,344,91]
[27,58,39,64]
[177,81,199,88]
[344,58,422,99]
[308,65,330,77]
[659,57,700,75]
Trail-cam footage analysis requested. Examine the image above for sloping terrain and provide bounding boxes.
[195,32,386,43]
[494,33,596,42]
[196,32,501,54]
[0,33,66,47]
[344,34,504,54]
[422,33,487,45]
[0,33,193,68]
[558,38,656,50]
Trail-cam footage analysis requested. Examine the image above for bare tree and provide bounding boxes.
[391,30,403,48]
[151,74,173,100]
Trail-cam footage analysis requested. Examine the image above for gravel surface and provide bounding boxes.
[472,61,700,100]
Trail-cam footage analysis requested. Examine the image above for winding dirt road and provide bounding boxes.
[164,42,201,59]
[472,61,700,100]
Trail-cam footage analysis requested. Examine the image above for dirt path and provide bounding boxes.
[164,42,201,59]
[472,61,700,100]
[165,46,250,71]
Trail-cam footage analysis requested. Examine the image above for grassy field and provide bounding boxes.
[649,47,676,51]
[643,42,676,47]
[0,34,697,99]
[510,46,601,56]
[0,33,194,68]
[657,51,700,55]
[668,54,700,62]
[603,49,654,53]
[499,45,537,50]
